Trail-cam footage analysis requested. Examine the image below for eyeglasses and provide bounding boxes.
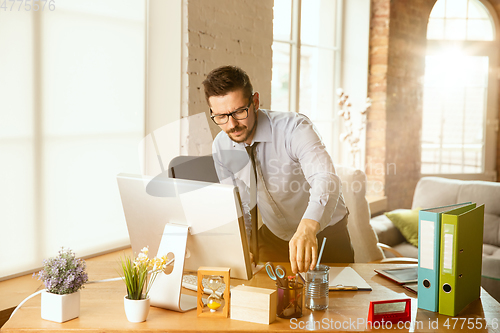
[210,97,253,125]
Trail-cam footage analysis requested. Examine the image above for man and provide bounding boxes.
[203,66,354,273]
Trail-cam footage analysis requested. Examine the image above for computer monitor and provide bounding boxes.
[117,173,253,311]
[116,173,253,280]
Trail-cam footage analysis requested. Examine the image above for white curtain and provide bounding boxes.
[0,0,145,279]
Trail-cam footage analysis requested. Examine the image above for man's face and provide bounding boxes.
[209,89,259,145]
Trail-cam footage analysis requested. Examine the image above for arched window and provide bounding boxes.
[421,0,498,179]
[427,0,494,40]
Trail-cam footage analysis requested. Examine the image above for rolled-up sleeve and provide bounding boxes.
[288,118,342,231]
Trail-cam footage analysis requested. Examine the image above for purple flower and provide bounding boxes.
[33,248,88,295]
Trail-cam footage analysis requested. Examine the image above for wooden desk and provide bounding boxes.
[2,250,500,332]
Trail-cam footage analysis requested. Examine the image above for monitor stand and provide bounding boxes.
[149,223,197,312]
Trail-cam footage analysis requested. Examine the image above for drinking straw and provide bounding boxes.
[316,237,327,269]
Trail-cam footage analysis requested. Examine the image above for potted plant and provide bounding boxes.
[33,248,88,323]
[119,247,169,322]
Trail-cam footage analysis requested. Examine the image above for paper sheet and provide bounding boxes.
[299,267,372,291]
[329,267,372,290]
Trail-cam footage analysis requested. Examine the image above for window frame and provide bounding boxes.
[272,0,344,162]
[421,0,499,181]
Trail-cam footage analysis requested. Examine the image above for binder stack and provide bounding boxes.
[417,202,484,316]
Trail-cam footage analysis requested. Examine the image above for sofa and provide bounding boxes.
[370,176,500,302]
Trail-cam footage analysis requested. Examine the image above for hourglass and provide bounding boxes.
[196,267,230,318]
[206,275,223,312]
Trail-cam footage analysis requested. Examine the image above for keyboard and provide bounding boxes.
[182,274,232,298]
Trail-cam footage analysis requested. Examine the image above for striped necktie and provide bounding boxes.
[245,142,259,263]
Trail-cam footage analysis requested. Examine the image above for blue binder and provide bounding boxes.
[417,202,474,312]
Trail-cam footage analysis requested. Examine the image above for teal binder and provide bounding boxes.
[417,202,474,312]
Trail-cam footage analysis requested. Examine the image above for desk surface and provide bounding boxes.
[2,249,500,333]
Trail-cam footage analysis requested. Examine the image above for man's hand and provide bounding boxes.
[289,218,320,274]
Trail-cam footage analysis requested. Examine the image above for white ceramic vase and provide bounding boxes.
[124,296,150,322]
[41,290,80,323]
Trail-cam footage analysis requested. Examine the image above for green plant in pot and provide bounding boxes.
[119,247,169,322]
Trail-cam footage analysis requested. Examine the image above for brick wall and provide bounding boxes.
[385,0,435,210]
[184,0,273,148]
[366,0,389,197]
[367,0,435,210]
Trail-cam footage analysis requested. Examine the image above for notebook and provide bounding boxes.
[374,266,419,295]
[403,283,418,294]
[374,266,418,284]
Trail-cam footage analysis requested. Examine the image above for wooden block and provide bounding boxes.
[230,285,276,325]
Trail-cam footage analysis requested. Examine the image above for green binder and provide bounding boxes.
[438,204,484,316]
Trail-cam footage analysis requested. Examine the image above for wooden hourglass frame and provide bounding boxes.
[196,267,231,318]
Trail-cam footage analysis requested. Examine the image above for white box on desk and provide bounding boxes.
[230,285,277,325]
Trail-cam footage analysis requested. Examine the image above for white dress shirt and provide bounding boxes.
[212,109,347,241]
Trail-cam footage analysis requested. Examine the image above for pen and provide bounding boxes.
[296,273,305,285]
[331,285,358,291]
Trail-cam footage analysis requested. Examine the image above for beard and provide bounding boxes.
[227,125,249,143]
[227,119,257,143]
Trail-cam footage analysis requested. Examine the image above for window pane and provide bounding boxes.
[421,147,440,174]
[464,56,489,87]
[427,18,445,40]
[464,86,485,149]
[40,1,145,259]
[428,0,495,41]
[430,0,446,18]
[441,150,463,173]
[301,0,336,48]
[0,10,38,277]
[468,0,490,19]
[467,19,494,41]
[55,0,143,20]
[299,46,335,155]
[464,149,482,173]
[421,55,488,174]
[299,46,335,118]
[444,19,467,40]
[43,13,144,136]
[0,11,33,139]
[44,137,141,255]
[446,0,468,18]
[0,0,145,279]
[271,42,291,112]
[441,87,464,145]
[273,0,292,41]
[273,0,341,160]
[421,89,441,143]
